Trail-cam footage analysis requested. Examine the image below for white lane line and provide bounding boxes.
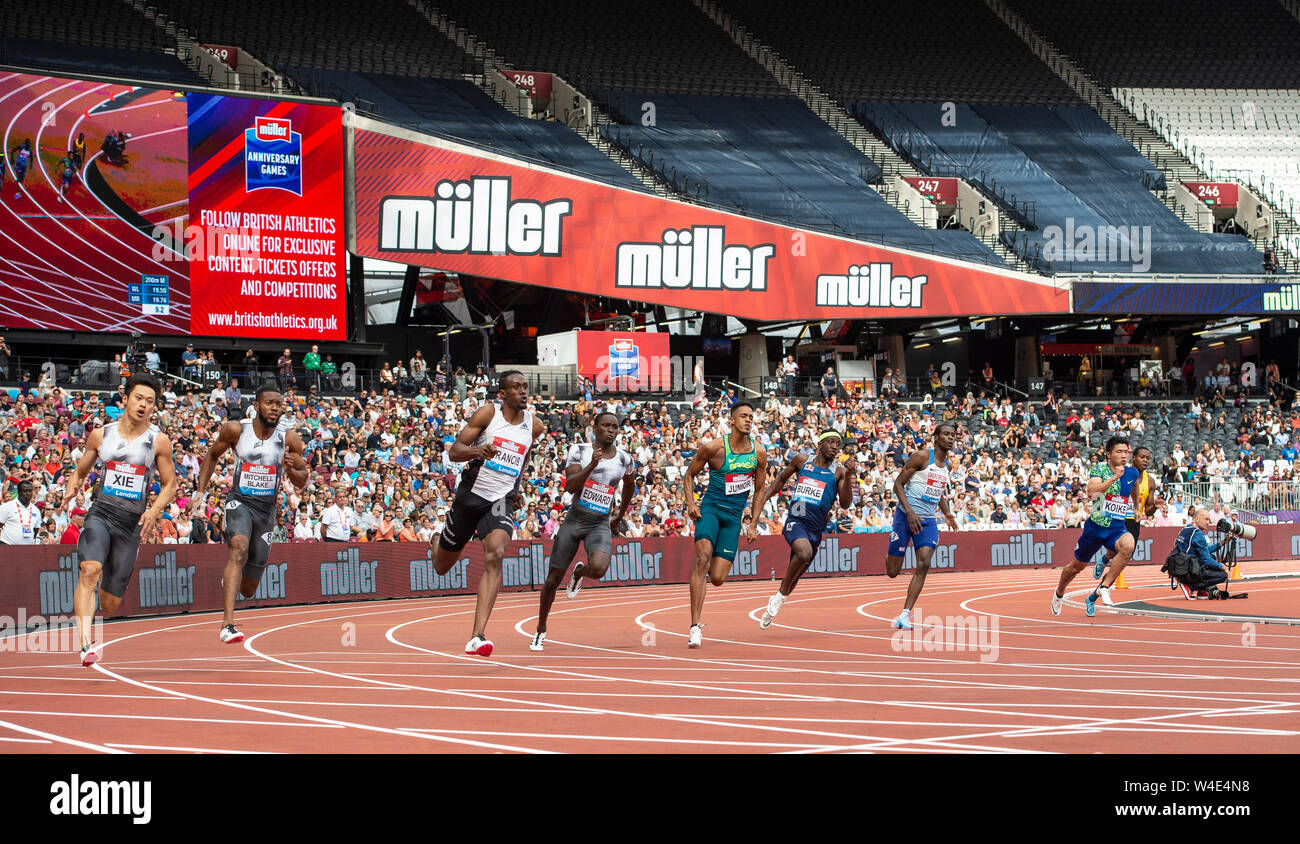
[0,717,126,753]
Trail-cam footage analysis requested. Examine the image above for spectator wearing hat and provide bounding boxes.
[181,343,199,380]
[60,506,86,544]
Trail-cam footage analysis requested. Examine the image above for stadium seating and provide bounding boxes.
[1,0,204,86]
[1118,88,1300,231]
[430,0,788,98]
[0,38,203,86]
[716,0,1080,106]
[150,0,475,79]
[853,101,1264,274]
[597,91,1006,265]
[1002,0,1300,89]
[306,70,644,188]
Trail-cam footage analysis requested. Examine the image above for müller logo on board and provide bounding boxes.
[615,226,775,291]
[378,177,572,256]
[816,263,928,309]
[245,115,303,195]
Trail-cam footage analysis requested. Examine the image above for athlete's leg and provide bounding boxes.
[708,555,734,587]
[689,536,714,626]
[1098,532,1137,589]
[433,543,463,576]
[536,566,566,634]
[902,545,935,612]
[779,537,815,596]
[74,559,102,648]
[1055,558,1089,596]
[471,529,510,639]
[538,519,585,633]
[222,535,250,627]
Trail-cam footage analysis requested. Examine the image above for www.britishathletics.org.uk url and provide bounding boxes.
[207,312,338,334]
[1114,804,1251,818]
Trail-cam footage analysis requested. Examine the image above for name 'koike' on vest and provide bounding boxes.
[92,422,160,522]
[231,418,286,508]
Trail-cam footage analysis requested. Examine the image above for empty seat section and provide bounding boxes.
[1004,0,1300,89]
[855,101,1261,273]
[720,0,1079,106]
[312,69,644,189]
[432,0,787,97]
[599,91,1005,266]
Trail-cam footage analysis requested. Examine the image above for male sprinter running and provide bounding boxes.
[432,370,544,656]
[885,421,960,630]
[191,386,309,643]
[749,430,856,628]
[530,412,635,651]
[62,374,177,666]
[1095,445,1166,601]
[682,401,767,648]
[1051,436,1141,617]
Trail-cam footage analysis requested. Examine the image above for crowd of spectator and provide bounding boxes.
[4,361,1300,547]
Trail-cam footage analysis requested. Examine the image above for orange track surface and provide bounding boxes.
[2,563,1298,754]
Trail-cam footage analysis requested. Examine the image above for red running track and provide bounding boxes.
[2,563,1298,754]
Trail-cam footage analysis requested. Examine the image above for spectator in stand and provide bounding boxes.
[322,355,338,390]
[1263,246,1278,274]
[182,342,200,381]
[277,349,294,392]
[410,350,429,389]
[821,366,838,402]
[241,349,259,384]
[59,506,85,544]
[471,366,490,401]
[780,354,799,397]
[304,345,322,392]
[982,361,995,393]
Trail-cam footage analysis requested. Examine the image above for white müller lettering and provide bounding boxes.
[378,177,572,256]
[815,263,927,308]
[615,227,775,291]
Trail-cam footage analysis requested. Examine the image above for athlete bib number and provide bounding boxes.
[725,472,754,496]
[239,463,278,497]
[578,480,615,514]
[793,477,826,504]
[103,461,146,500]
[1103,494,1132,519]
[484,437,527,478]
[922,470,947,503]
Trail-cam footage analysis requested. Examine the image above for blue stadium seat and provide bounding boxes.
[598,91,1005,266]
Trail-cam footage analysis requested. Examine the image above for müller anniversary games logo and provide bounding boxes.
[245,115,303,195]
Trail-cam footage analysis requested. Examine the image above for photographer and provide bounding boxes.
[1168,507,1230,599]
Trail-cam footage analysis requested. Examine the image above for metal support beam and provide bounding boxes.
[396,264,419,326]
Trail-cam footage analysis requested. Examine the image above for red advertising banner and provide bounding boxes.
[202,44,240,70]
[501,70,553,100]
[576,330,672,392]
[350,121,1069,321]
[187,94,347,339]
[904,176,958,206]
[1183,181,1239,209]
[2,526,1291,624]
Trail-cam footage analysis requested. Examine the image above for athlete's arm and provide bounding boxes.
[142,434,178,538]
[1086,469,1116,496]
[447,404,499,463]
[60,427,103,508]
[892,450,928,532]
[682,439,720,521]
[283,431,310,493]
[837,455,857,508]
[743,444,768,541]
[563,446,604,495]
[612,468,635,527]
[751,450,804,527]
[938,489,959,531]
[190,420,242,515]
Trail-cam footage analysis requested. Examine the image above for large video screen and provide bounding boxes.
[0,72,345,339]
